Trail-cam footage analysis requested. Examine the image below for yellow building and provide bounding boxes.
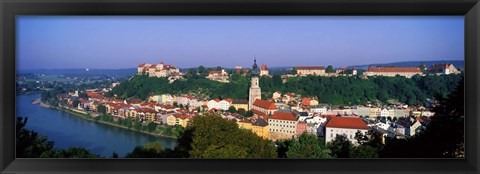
[370,108,381,117]
[145,112,156,122]
[166,115,177,126]
[237,119,269,139]
[90,103,99,112]
[178,117,190,128]
[251,119,269,139]
[237,120,252,130]
[149,95,162,103]
[412,111,422,117]
[310,99,319,106]
[232,100,249,111]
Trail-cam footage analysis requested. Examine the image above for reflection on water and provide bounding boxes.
[16,93,177,157]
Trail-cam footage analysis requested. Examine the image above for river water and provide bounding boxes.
[16,93,177,157]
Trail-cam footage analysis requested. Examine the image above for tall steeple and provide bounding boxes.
[251,57,260,77]
[249,58,262,111]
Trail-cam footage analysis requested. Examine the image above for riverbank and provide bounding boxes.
[59,107,178,139]
[35,101,177,139]
[32,98,51,108]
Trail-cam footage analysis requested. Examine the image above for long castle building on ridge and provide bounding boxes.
[137,61,180,78]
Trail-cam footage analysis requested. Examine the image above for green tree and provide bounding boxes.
[291,67,298,75]
[275,139,293,158]
[134,118,142,131]
[245,110,254,117]
[126,141,166,158]
[188,68,197,75]
[350,145,379,158]
[185,114,277,158]
[286,133,332,158]
[72,100,79,108]
[327,135,353,158]
[16,117,54,158]
[326,65,335,73]
[97,105,107,115]
[198,65,206,76]
[228,106,237,113]
[419,64,427,73]
[147,122,157,132]
[41,147,98,158]
[125,117,133,129]
[381,75,464,158]
[202,145,248,158]
[237,108,246,116]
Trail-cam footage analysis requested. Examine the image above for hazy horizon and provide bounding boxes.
[17,59,465,71]
[17,16,464,70]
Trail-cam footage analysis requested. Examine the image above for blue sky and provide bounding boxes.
[16,16,464,70]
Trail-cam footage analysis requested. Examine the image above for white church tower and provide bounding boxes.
[248,58,262,110]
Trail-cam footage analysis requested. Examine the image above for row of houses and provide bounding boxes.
[102,102,196,128]
[58,90,198,128]
[229,110,371,145]
[291,63,460,78]
[235,107,431,145]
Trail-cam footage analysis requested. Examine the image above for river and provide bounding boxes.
[16,93,177,157]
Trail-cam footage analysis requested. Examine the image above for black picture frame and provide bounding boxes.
[1,0,479,173]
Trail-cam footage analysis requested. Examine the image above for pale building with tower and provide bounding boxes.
[248,58,262,110]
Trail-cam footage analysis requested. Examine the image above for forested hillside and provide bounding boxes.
[107,73,462,106]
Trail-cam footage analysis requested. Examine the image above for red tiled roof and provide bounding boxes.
[367,67,421,73]
[135,107,155,113]
[209,70,222,74]
[85,91,101,98]
[302,98,310,106]
[214,98,221,102]
[271,112,297,121]
[261,64,268,70]
[325,117,369,129]
[296,66,325,70]
[174,113,190,119]
[108,103,129,110]
[138,63,145,67]
[225,98,233,103]
[253,99,276,110]
[251,109,267,117]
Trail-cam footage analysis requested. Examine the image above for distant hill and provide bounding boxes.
[17,60,464,77]
[17,68,137,78]
[352,60,464,70]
